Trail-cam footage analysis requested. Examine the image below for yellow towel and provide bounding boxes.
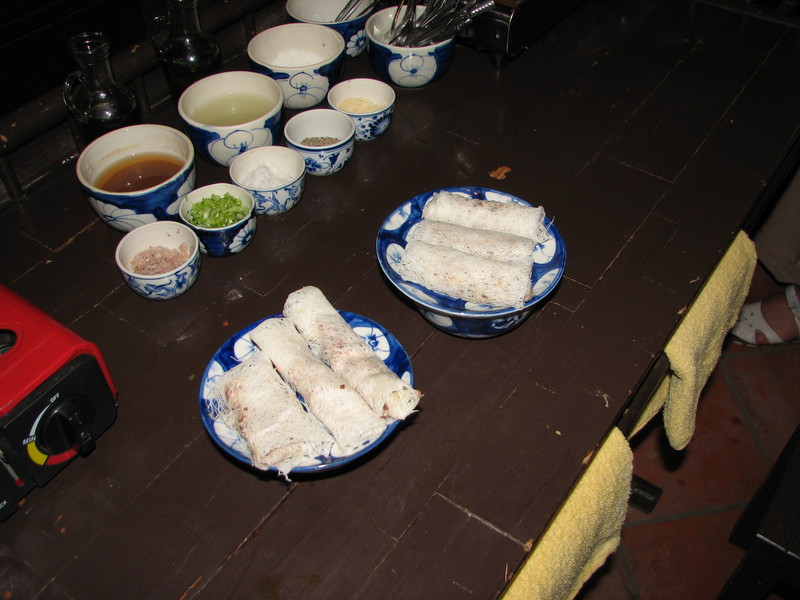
[630,231,756,448]
[502,427,632,600]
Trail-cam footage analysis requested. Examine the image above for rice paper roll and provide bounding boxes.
[406,220,537,266]
[250,317,387,454]
[399,239,534,309]
[283,286,421,420]
[422,190,550,243]
[214,354,335,477]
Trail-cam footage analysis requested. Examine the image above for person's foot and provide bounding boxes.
[731,285,800,345]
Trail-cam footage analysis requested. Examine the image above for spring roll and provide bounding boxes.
[399,239,534,309]
[283,286,421,420]
[406,220,537,266]
[422,190,550,243]
[250,317,387,454]
[214,353,335,476]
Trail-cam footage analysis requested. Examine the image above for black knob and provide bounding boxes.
[36,395,96,457]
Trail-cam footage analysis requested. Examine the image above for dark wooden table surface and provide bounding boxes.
[3,1,800,598]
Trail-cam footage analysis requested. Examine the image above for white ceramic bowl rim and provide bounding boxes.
[285,0,371,25]
[247,23,346,69]
[284,109,356,149]
[229,147,306,191]
[180,183,256,231]
[116,221,199,279]
[366,6,455,49]
[177,71,284,129]
[76,124,194,197]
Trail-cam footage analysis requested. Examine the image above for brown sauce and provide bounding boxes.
[95,154,184,193]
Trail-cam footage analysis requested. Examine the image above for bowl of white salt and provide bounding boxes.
[229,146,306,216]
[247,23,346,110]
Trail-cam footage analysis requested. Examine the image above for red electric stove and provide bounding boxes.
[0,285,117,520]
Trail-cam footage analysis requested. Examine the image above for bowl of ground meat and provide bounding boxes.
[115,221,201,300]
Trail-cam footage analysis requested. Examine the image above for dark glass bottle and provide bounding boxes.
[147,0,223,102]
[63,31,139,144]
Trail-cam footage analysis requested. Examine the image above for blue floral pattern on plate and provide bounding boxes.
[199,311,414,474]
[376,186,567,338]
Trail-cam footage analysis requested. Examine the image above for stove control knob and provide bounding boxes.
[36,395,96,457]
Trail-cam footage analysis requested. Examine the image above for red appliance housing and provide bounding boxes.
[0,285,117,520]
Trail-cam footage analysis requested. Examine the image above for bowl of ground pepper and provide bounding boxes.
[283,108,356,176]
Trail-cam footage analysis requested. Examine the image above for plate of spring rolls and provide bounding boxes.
[376,186,566,338]
[199,286,421,478]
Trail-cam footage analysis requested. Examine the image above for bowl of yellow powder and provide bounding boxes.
[327,78,395,142]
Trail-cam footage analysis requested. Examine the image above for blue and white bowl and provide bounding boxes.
[286,0,372,59]
[76,124,196,232]
[229,146,306,216]
[365,6,455,88]
[115,221,201,300]
[247,23,346,110]
[284,109,355,176]
[328,78,395,141]
[377,187,567,338]
[178,71,283,168]
[179,183,257,257]
[199,310,414,476]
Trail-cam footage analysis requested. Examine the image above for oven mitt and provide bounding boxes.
[502,427,632,600]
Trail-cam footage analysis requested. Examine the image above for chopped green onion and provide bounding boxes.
[188,192,247,228]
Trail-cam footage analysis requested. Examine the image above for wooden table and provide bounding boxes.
[3,1,800,598]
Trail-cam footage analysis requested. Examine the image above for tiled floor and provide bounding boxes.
[577,263,800,600]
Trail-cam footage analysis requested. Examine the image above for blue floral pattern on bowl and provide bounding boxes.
[83,165,196,232]
[287,12,369,58]
[352,106,394,141]
[368,38,454,88]
[121,251,201,300]
[287,138,354,176]
[249,176,305,215]
[252,57,345,110]
[182,113,281,167]
[199,311,414,475]
[376,186,567,338]
[193,214,257,257]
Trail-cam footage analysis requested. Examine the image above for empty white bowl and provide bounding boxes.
[115,221,201,300]
[327,78,395,141]
[284,109,355,176]
[247,23,346,110]
[229,146,306,216]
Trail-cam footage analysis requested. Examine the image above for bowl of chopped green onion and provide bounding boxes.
[179,183,257,257]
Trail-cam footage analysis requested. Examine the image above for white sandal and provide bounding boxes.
[730,284,800,346]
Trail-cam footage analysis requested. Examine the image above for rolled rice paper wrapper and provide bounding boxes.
[214,353,335,477]
[399,239,534,309]
[283,286,421,420]
[250,317,387,454]
[406,220,537,266]
[422,190,550,243]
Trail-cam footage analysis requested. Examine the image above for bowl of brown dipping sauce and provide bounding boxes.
[76,124,196,232]
[115,221,201,300]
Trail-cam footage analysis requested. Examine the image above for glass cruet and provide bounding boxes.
[63,31,139,144]
[147,0,223,101]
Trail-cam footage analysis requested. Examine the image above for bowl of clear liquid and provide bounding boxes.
[178,71,284,167]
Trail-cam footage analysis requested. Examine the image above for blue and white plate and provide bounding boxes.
[376,186,566,338]
[199,311,414,474]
